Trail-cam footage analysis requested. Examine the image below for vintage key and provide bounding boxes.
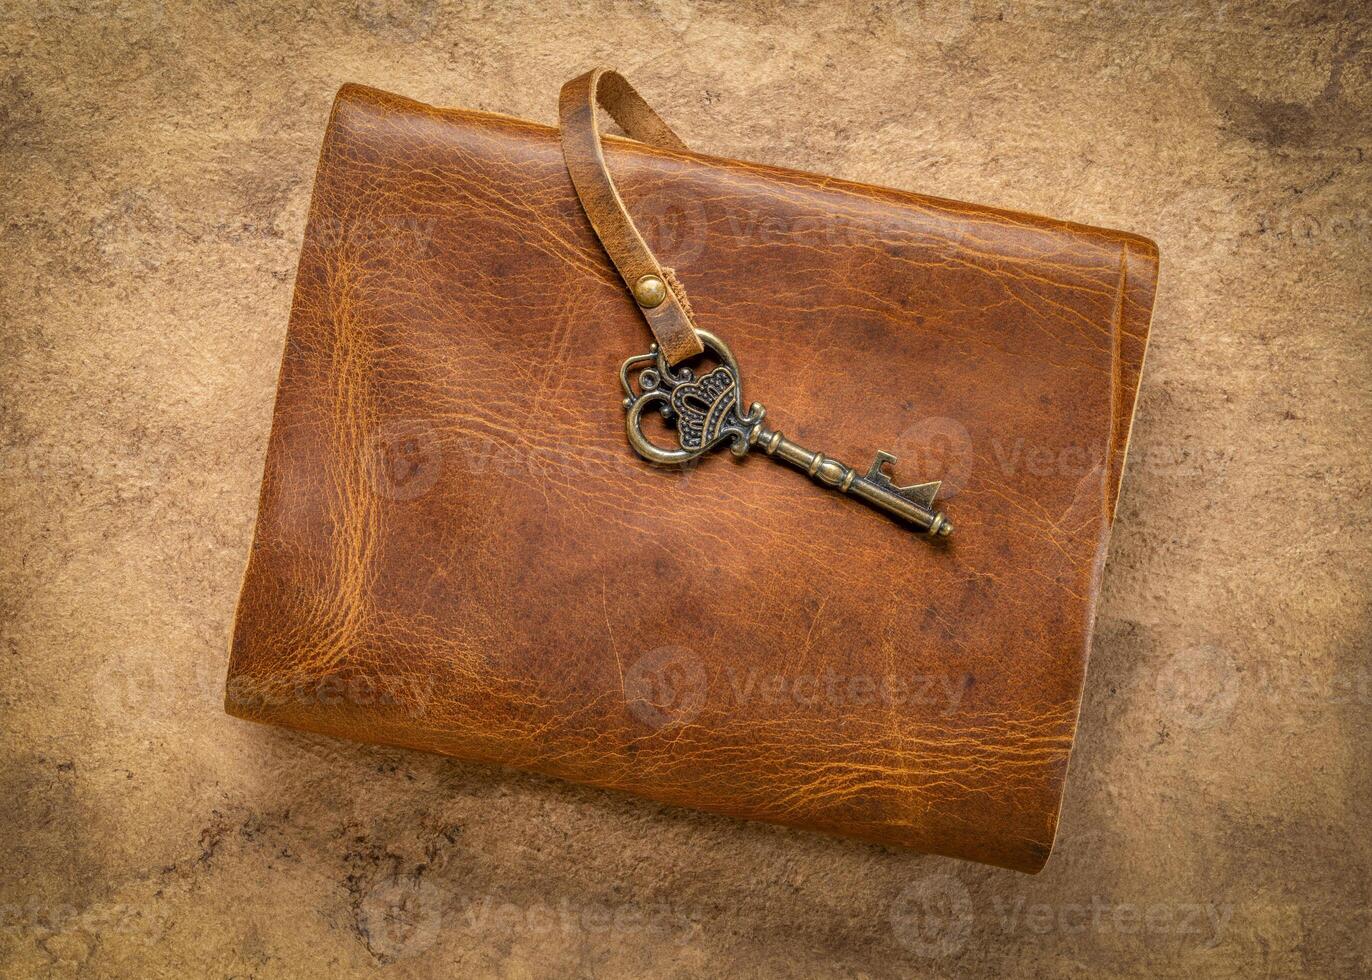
[619,330,953,537]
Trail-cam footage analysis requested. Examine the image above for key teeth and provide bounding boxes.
[899,480,942,508]
[865,450,899,486]
[866,451,941,507]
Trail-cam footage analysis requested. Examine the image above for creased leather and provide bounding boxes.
[225,82,1159,873]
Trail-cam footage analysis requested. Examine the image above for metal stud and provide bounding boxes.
[633,275,667,309]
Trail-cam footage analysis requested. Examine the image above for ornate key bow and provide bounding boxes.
[619,331,953,537]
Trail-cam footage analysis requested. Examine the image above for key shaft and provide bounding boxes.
[750,427,952,536]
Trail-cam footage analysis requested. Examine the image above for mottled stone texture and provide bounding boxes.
[2,1,1367,976]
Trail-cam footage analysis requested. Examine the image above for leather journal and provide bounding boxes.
[226,69,1159,873]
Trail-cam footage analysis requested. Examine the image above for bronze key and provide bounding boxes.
[620,331,953,537]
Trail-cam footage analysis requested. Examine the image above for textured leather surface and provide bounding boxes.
[226,82,1158,873]
[559,68,705,365]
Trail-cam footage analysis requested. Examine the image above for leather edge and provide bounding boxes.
[1029,239,1160,874]
[1107,236,1162,521]
[340,83,1163,265]
[224,84,359,721]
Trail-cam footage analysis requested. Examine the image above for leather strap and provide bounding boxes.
[559,68,705,365]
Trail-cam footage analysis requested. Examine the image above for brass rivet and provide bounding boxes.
[633,275,667,309]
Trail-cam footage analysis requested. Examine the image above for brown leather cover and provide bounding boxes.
[226,81,1159,873]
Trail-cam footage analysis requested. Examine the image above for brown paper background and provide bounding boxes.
[2,1,1368,976]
